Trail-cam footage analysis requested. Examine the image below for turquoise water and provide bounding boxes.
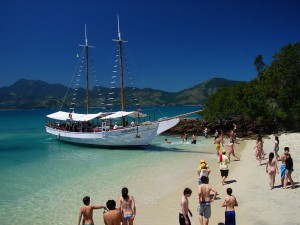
[0,106,209,224]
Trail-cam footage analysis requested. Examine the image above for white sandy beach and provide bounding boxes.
[132,133,300,225]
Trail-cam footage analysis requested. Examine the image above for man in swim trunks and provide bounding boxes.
[214,134,224,156]
[179,188,193,225]
[222,188,238,225]
[77,196,107,225]
[280,147,289,187]
[198,176,217,225]
[103,199,122,225]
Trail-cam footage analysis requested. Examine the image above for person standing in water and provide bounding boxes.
[182,132,188,143]
[119,187,136,225]
[77,196,107,225]
[179,188,193,225]
[191,134,197,144]
[221,188,238,225]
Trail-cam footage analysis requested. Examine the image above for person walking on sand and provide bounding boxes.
[198,176,217,225]
[254,135,263,165]
[197,163,211,186]
[119,187,136,225]
[266,152,279,190]
[280,147,289,187]
[226,139,240,162]
[103,199,122,225]
[214,135,224,156]
[218,149,229,185]
[274,136,280,161]
[284,152,295,189]
[77,196,107,225]
[179,188,193,225]
[221,188,238,225]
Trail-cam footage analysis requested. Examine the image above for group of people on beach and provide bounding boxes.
[255,135,296,190]
[180,126,241,225]
[181,153,239,225]
[77,125,296,225]
[78,187,136,225]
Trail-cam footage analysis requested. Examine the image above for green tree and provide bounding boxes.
[254,54,267,81]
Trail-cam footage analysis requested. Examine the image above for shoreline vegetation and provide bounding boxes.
[166,117,300,139]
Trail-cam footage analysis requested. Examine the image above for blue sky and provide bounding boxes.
[0,0,299,92]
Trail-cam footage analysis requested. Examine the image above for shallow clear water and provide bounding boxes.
[0,107,209,224]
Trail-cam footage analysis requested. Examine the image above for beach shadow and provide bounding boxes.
[284,181,299,189]
[260,162,266,166]
[273,184,282,189]
[225,180,237,185]
[218,223,225,225]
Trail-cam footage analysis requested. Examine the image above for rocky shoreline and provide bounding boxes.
[164,117,300,138]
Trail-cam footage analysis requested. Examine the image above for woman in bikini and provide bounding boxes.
[226,138,240,162]
[119,187,136,225]
[266,152,279,190]
[254,135,263,165]
[274,136,280,161]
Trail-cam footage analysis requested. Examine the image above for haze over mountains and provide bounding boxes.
[0,78,240,109]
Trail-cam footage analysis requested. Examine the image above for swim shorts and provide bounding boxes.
[197,202,211,219]
[275,147,279,151]
[220,169,229,177]
[225,211,236,225]
[280,164,286,179]
[179,213,191,225]
[123,214,132,220]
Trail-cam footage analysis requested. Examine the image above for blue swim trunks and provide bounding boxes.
[124,214,132,220]
[275,146,279,151]
[280,164,286,179]
[225,211,236,225]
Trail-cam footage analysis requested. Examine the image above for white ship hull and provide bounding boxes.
[46,117,179,147]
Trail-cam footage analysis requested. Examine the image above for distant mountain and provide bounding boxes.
[0,78,240,109]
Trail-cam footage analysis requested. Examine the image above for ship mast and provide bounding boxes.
[113,15,127,112]
[79,24,94,114]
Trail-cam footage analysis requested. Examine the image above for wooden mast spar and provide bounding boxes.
[79,24,94,114]
[113,15,127,126]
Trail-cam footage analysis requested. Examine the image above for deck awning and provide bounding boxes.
[101,111,147,119]
[46,111,107,121]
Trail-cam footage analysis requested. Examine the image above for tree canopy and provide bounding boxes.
[200,42,300,123]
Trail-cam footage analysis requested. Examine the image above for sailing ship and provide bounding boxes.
[45,18,195,147]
